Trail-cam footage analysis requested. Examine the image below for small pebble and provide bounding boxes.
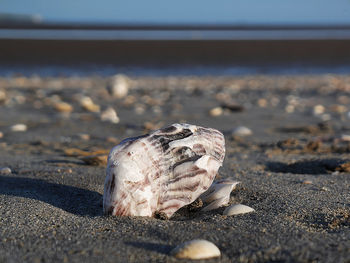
[223,204,255,216]
[232,126,252,136]
[0,167,12,175]
[341,134,350,141]
[100,107,120,123]
[302,180,312,185]
[80,96,100,112]
[321,114,331,121]
[0,131,3,138]
[171,239,221,260]
[110,74,129,98]
[0,89,6,102]
[54,101,73,113]
[285,104,295,113]
[209,107,223,117]
[257,98,268,107]
[77,133,90,141]
[134,104,145,115]
[106,136,119,144]
[313,105,325,115]
[10,124,27,132]
[330,104,347,113]
[320,186,330,192]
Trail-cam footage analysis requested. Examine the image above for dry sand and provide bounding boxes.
[0,74,349,262]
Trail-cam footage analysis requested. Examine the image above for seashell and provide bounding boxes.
[170,239,221,259]
[200,178,239,211]
[223,204,255,216]
[103,123,225,218]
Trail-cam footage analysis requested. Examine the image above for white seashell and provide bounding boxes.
[200,178,239,211]
[232,126,252,136]
[10,124,27,132]
[100,107,120,123]
[223,204,255,216]
[103,123,225,218]
[0,167,12,175]
[110,74,129,98]
[171,239,221,259]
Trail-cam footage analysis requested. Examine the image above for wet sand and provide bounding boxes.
[0,74,349,262]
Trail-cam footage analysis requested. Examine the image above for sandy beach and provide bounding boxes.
[0,74,349,262]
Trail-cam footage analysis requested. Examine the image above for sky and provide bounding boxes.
[1,0,350,25]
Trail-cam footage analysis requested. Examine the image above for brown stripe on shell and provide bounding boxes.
[167,180,201,193]
[170,168,207,184]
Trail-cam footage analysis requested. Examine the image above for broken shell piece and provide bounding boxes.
[103,123,225,218]
[201,197,227,212]
[223,204,255,216]
[101,107,120,123]
[200,178,239,211]
[171,239,221,260]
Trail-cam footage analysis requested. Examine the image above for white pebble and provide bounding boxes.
[171,239,221,260]
[0,167,12,175]
[110,74,129,98]
[232,126,252,136]
[10,124,27,132]
[223,204,255,216]
[79,96,100,112]
[313,104,325,115]
[209,107,223,117]
[101,107,120,123]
